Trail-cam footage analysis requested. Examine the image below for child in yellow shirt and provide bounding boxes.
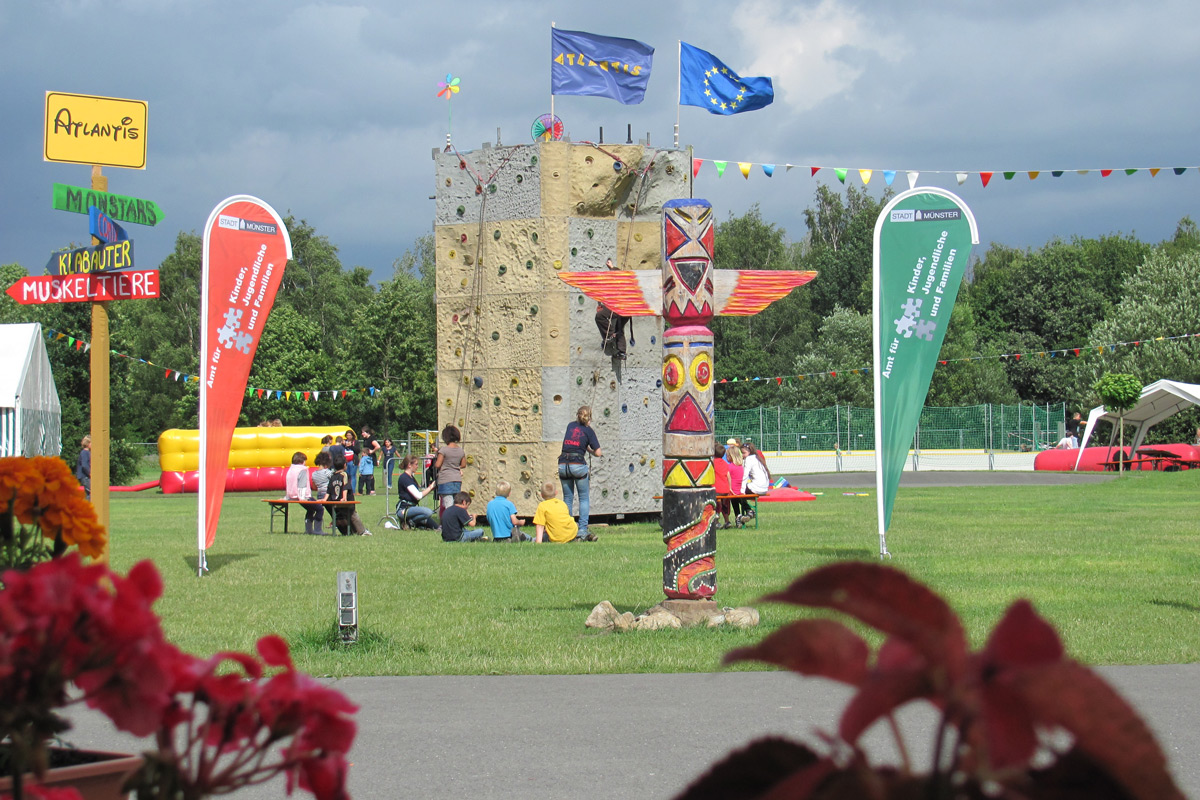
[533,482,586,543]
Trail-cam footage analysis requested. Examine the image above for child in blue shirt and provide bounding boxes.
[486,480,528,543]
[358,450,375,495]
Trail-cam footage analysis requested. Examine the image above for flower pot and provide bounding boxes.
[0,748,143,800]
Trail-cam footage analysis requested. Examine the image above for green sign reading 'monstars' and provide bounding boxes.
[52,182,163,226]
[872,188,978,556]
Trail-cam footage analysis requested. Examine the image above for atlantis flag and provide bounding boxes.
[872,188,977,557]
[679,41,773,115]
[198,196,292,570]
[551,28,654,105]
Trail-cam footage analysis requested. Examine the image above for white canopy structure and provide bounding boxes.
[0,323,62,456]
[1075,379,1200,469]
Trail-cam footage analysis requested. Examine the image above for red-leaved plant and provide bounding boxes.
[0,555,357,800]
[676,562,1183,800]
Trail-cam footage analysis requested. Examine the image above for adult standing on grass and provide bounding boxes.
[381,437,399,490]
[434,425,467,517]
[558,405,602,541]
[75,435,91,500]
[360,426,381,477]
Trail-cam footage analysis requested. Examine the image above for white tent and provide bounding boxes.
[0,323,62,457]
[1074,379,1200,469]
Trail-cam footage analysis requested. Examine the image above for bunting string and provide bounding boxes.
[43,327,1200,395]
[711,331,1200,387]
[692,158,1199,187]
[42,329,382,401]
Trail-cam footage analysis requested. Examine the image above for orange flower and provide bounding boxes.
[0,457,45,513]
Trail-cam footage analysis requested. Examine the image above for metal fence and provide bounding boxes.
[715,403,1067,454]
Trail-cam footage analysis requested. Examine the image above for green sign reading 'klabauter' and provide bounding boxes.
[52,182,162,226]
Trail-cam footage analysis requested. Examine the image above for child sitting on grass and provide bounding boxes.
[533,482,586,543]
[486,480,529,543]
[441,491,486,543]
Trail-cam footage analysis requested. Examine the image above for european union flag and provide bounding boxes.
[551,28,654,105]
[678,42,773,115]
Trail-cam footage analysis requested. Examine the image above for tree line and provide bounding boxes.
[3,189,1198,480]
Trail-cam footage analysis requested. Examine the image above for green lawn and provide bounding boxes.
[106,472,1200,677]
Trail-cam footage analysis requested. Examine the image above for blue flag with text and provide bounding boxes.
[551,28,654,105]
[679,41,773,115]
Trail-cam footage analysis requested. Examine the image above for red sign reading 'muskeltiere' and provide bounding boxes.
[5,269,159,305]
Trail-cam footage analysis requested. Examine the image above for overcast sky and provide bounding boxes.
[3,1,1198,283]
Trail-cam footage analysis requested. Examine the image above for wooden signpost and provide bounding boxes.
[43,91,158,564]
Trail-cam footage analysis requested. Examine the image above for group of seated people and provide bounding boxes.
[411,476,582,544]
[284,449,373,536]
[713,438,772,529]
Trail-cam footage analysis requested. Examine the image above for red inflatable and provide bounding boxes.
[759,487,817,502]
[1034,443,1200,471]
[160,467,290,494]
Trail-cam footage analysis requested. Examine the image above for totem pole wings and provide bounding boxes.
[557,199,817,600]
[557,268,818,317]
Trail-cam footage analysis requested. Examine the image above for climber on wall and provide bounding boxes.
[594,258,632,360]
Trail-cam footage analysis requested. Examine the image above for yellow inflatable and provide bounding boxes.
[158,425,350,493]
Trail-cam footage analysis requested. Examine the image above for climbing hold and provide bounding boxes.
[530,305,538,315]
[576,376,583,385]
[455,205,464,216]
[634,233,643,242]
[459,160,466,169]
[488,184,496,193]
[623,490,629,499]
[513,424,522,434]
[586,229,594,238]
[603,407,611,417]
[553,259,562,269]
[460,233,467,243]
[612,162,622,172]
[628,464,634,473]
[516,174,523,183]
[531,404,539,413]
[452,314,459,323]
[650,336,656,344]
[493,397,501,406]
[571,247,578,256]
[510,377,519,387]
[491,331,500,341]
[461,278,468,288]
[465,456,474,465]
[474,400,482,409]
[531,155,538,165]
[475,185,482,195]
[445,399,453,406]
[621,404,628,413]
[585,155,594,164]
[449,249,456,258]
[461,376,470,386]
[454,347,462,356]
[473,376,483,388]
[553,394,563,405]
[526,260,534,270]
[498,265,507,275]
[601,489,609,498]
[519,455,527,464]
[531,232,539,243]
[493,230,501,240]
[499,445,507,454]
[516,323,523,332]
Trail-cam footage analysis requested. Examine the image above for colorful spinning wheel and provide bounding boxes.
[531,114,564,142]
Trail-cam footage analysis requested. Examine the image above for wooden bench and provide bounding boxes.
[262,498,362,534]
[652,493,761,529]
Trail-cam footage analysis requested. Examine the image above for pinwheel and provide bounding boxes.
[437,74,461,148]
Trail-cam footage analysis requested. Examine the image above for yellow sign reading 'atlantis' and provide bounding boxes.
[44,91,147,169]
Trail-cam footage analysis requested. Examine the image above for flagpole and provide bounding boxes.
[550,22,556,126]
[674,40,681,148]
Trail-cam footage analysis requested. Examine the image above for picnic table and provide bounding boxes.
[262,498,362,534]
[653,493,761,529]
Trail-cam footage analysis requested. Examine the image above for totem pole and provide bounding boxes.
[558,199,816,599]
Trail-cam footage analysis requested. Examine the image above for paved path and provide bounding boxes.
[64,665,1199,799]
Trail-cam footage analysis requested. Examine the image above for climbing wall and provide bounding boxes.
[433,140,691,516]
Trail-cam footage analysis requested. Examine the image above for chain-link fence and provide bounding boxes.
[715,403,1066,454]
